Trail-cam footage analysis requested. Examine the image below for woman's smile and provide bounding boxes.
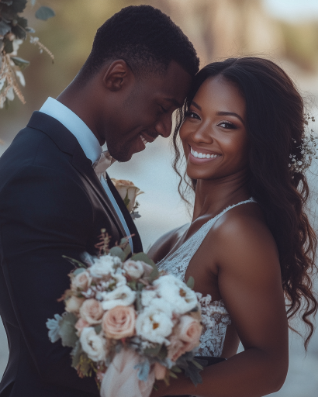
[188,145,222,164]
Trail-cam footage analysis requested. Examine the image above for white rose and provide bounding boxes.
[141,289,157,307]
[112,273,127,287]
[123,260,144,279]
[154,275,198,314]
[101,285,136,310]
[136,307,174,345]
[111,179,143,213]
[80,327,106,362]
[89,255,120,278]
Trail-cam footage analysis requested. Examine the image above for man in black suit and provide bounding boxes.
[0,5,199,397]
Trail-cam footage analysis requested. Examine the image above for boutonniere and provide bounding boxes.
[111,178,143,219]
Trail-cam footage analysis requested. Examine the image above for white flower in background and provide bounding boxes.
[101,285,136,310]
[111,179,143,213]
[12,39,23,56]
[80,327,106,362]
[154,275,198,314]
[136,307,174,345]
[141,290,173,316]
[89,255,120,278]
[15,71,25,87]
[123,260,144,279]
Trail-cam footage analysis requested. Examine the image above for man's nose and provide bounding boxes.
[155,116,173,138]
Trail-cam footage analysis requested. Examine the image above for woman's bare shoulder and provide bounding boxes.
[211,202,279,274]
[147,223,189,264]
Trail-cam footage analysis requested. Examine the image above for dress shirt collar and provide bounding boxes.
[39,97,104,164]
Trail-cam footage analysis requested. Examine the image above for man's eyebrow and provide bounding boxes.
[217,111,244,124]
[164,98,183,108]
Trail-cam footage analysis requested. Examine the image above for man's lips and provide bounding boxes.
[139,132,158,147]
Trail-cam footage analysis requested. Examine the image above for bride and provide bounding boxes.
[148,57,317,397]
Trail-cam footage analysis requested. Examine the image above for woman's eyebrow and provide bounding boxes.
[217,111,244,124]
[191,101,201,110]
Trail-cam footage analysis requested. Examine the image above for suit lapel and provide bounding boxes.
[106,174,143,253]
[27,112,126,239]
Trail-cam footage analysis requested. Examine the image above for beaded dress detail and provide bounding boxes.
[157,198,256,357]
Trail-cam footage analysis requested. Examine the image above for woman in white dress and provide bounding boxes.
[148,57,317,397]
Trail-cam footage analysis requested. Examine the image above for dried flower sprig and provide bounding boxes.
[0,0,55,108]
[288,113,318,175]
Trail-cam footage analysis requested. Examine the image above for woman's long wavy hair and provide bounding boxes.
[173,57,317,347]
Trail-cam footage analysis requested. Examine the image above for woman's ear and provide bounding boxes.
[102,60,135,92]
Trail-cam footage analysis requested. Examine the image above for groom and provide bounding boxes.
[0,5,198,397]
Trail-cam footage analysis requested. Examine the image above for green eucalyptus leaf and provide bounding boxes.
[123,243,131,259]
[10,0,27,14]
[168,370,178,379]
[171,366,182,373]
[71,340,82,368]
[123,191,130,208]
[0,21,11,37]
[149,267,159,281]
[59,312,78,348]
[73,268,86,276]
[94,324,102,334]
[127,280,137,290]
[3,38,13,54]
[62,255,87,268]
[35,6,55,21]
[10,56,29,70]
[143,343,161,357]
[157,344,168,360]
[130,253,155,268]
[186,276,195,290]
[31,0,37,6]
[109,246,125,261]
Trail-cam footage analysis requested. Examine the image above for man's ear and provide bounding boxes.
[102,60,135,92]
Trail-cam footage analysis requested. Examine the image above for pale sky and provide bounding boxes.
[264,0,318,21]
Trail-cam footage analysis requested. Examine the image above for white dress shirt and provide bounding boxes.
[39,97,134,252]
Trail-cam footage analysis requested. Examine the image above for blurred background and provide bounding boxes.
[1,0,318,396]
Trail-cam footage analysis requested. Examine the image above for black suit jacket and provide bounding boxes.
[0,112,143,397]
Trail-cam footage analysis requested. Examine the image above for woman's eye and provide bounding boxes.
[185,111,200,119]
[218,121,236,129]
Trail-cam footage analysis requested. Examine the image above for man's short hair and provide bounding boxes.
[79,5,199,81]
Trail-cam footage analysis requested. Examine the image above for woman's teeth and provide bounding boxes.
[191,147,219,159]
[140,135,148,145]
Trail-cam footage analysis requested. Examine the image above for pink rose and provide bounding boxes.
[154,362,166,380]
[167,334,189,362]
[75,318,89,336]
[102,305,136,339]
[71,270,92,292]
[80,299,104,325]
[178,315,202,351]
[65,296,84,314]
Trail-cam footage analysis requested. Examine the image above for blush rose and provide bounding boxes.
[80,299,104,325]
[102,305,136,339]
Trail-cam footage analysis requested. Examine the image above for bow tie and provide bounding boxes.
[93,150,116,179]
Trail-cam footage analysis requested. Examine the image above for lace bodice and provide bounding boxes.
[157,198,256,357]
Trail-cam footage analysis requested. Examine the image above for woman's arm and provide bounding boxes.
[151,214,289,397]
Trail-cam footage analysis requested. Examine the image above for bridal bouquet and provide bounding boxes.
[46,231,203,397]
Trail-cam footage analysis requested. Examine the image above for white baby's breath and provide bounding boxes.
[89,254,121,278]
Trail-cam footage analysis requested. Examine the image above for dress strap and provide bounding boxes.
[157,198,256,281]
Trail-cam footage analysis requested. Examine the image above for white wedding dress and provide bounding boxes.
[157,198,256,357]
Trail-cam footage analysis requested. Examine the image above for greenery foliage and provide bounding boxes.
[0,0,54,108]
